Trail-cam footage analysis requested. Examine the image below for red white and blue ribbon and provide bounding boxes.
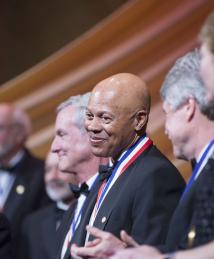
[93,134,152,220]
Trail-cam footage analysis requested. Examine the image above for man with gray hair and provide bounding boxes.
[110,50,214,259]
[51,93,107,259]
[160,50,214,251]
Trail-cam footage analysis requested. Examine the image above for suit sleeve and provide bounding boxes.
[131,160,184,246]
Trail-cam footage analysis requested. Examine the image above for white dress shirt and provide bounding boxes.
[60,173,98,259]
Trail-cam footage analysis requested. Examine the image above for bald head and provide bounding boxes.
[0,103,31,162]
[0,103,31,136]
[92,73,150,114]
[85,73,151,159]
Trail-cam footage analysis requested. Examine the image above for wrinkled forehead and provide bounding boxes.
[88,90,117,106]
[88,90,127,115]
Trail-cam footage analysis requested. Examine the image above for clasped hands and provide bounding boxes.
[70,225,139,259]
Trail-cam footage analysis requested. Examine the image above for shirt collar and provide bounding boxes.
[86,173,98,190]
[56,201,70,211]
[7,149,25,167]
[196,141,214,163]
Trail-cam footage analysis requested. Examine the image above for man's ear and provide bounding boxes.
[134,109,148,131]
[185,97,196,122]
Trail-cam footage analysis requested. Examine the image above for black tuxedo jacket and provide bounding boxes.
[164,158,214,252]
[88,145,185,246]
[58,144,185,259]
[3,149,50,258]
[0,213,12,259]
[56,179,101,259]
[187,158,214,247]
[19,202,75,259]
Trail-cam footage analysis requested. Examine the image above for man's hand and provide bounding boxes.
[120,230,139,247]
[71,226,126,259]
[110,245,165,259]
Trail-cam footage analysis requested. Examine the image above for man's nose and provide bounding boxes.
[51,137,60,153]
[85,117,102,132]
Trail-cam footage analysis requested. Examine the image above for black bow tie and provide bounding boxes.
[69,182,89,199]
[99,164,114,182]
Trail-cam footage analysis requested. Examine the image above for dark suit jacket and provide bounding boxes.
[164,158,214,252]
[0,213,12,259]
[58,144,185,259]
[187,158,214,248]
[3,149,50,258]
[89,145,185,246]
[19,203,75,259]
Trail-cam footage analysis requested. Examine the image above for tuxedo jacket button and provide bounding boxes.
[16,185,25,195]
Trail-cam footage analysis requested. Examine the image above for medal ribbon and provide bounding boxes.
[94,135,152,218]
[181,139,214,199]
[70,175,99,239]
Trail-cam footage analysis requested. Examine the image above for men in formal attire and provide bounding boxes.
[19,152,76,259]
[51,93,108,259]
[110,50,214,259]
[0,213,11,259]
[70,73,185,258]
[160,50,214,252]
[0,103,49,258]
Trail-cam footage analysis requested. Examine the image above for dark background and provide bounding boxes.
[0,0,127,85]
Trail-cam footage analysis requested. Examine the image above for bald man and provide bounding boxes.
[71,73,185,258]
[108,13,214,259]
[0,103,49,258]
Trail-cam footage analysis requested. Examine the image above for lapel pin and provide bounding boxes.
[101,217,107,223]
[16,185,25,195]
[188,226,196,248]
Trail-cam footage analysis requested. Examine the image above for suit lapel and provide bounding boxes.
[91,146,152,233]
[3,173,27,220]
[3,151,30,219]
[166,162,211,249]
[71,179,102,247]
[91,174,126,231]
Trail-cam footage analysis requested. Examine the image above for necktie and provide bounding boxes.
[98,164,114,181]
[69,182,89,199]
